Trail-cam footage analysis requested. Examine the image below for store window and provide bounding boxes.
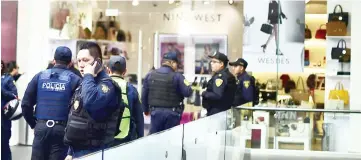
[45,0,360,154]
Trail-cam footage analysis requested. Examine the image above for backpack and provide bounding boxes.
[102,78,126,136]
[250,76,260,106]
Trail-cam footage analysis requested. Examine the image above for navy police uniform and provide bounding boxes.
[21,47,82,160]
[64,70,123,158]
[229,58,255,106]
[202,52,237,116]
[142,52,192,134]
[1,73,18,160]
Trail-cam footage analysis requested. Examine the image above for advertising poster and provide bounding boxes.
[160,42,185,73]
[194,43,220,74]
[243,0,305,72]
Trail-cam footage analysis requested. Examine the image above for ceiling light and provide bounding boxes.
[203,0,210,5]
[228,0,234,5]
[132,0,139,6]
[169,0,175,4]
[305,0,310,3]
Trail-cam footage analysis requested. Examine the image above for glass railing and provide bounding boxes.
[77,106,361,160]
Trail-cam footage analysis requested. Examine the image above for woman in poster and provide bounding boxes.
[261,0,287,55]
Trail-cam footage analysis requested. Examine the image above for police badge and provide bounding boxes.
[74,100,79,110]
[244,81,250,89]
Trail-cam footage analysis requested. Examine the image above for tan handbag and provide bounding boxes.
[290,77,309,102]
[326,21,347,36]
[314,78,325,104]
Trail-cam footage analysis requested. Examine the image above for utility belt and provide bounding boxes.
[37,120,67,127]
[150,106,183,113]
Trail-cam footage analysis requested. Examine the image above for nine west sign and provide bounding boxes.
[163,13,222,22]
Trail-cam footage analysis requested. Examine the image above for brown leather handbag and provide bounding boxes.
[93,12,107,40]
[52,2,69,30]
[305,24,312,39]
[107,16,118,41]
[326,21,347,36]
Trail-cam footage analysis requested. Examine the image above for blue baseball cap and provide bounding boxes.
[163,51,179,63]
[54,46,72,63]
[108,55,126,71]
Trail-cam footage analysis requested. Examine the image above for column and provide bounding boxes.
[349,0,361,154]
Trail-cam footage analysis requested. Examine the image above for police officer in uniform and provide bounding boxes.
[107,55,144,145]
[229,58,255,106]
[201,51,237,116]
[64,42,124,159]
[142,52,192,134]
[1,60,18,160]
[21,47,82,160]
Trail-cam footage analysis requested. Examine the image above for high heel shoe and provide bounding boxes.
[261,44,267,53]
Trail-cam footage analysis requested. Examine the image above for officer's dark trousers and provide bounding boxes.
[1,125,12,160]
[31,122,67,160]
[149,109,181,134]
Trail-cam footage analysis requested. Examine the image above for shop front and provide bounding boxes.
[13,0,361,157]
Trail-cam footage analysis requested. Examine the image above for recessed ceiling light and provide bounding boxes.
[228,0,234,5]
[132,0,139,6]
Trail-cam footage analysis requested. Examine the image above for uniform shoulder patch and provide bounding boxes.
[101,84,110,93]
[215,79,223,87]
[243,80,250,89]
[184,79,190,86]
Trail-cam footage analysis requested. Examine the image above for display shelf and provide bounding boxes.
[304,67,325,73]
[305,39,326,46]
[326,75,350,79]
[326,36,351,39]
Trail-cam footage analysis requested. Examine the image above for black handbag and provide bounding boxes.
[328,4,349,27]
[331,39,350,59]
[261,23,273,34]
[260,90,277,102]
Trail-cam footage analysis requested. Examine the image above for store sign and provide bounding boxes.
[242,0,305,72]
[163,13,222,22]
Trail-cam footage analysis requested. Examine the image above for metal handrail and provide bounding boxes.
[236,106,361,113]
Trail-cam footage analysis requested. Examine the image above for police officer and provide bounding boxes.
[64,42,124,159]
[201,51,237,116]
[21,46,82,160]
[142,52,192,134]
[107,55,144,145]
[229,58,255,106]
[1,60,18,160]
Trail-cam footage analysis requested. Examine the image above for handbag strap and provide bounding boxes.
[319,24,326,29]
[336,39,347,48]
[333,4,344,14]
[334,82,345,90]
[296,77,306,92]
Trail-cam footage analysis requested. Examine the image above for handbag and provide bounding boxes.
[328,82,349,105]
[260,23,273,35]
[326,21,347,36]
[290,77,310,103]
[328,99,344,110]
[52,2,70,30]
[331,39,350,59]
[107,16,118,41]
[315,24,327,39]
[305,25,312,39]
[93,12,107,40]
[328,4,349,27]
[314,77,325,104]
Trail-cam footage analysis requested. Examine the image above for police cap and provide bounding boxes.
[108,55,126,71]
[229,58,248,68]
[163,51,179,63]
[54,46,72,63]
[208,51,229,64]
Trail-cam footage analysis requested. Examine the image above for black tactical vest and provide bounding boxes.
[64,81,122,149]
[147,70,182,107]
